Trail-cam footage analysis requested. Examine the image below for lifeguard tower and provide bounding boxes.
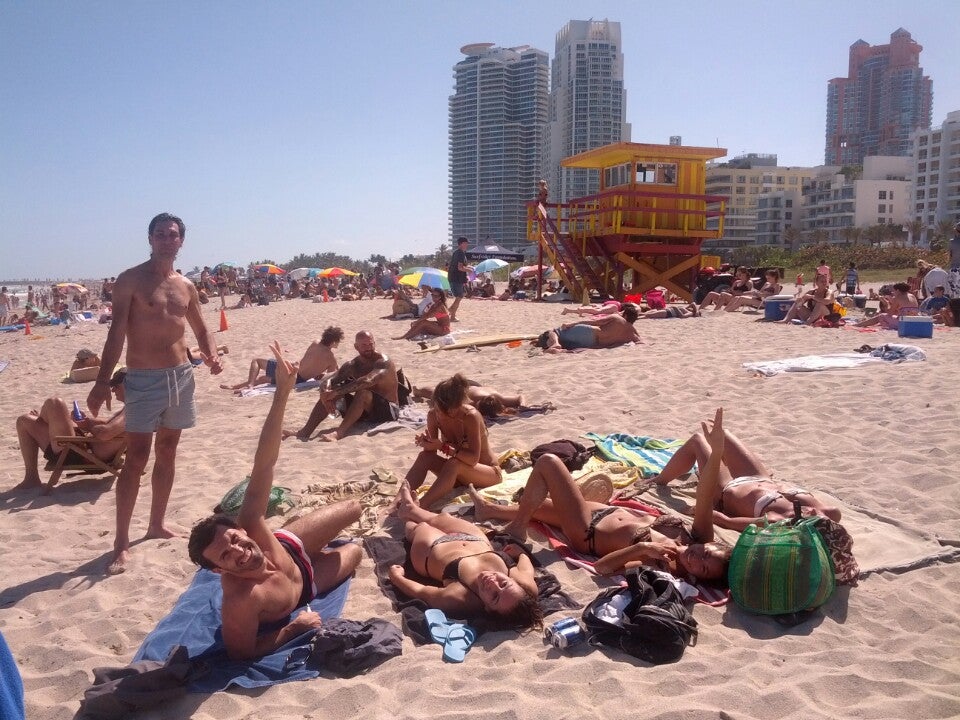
[528,142,727,301]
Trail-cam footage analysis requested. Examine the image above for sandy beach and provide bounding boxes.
[2,293,959,720]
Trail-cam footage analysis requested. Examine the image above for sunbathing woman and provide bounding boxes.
[724,269,783,312]
[780,273,834,324]
[650,413,840,528]
[394,288,450,340]
[388,481,542,627]
[699,267,754,311]
[412,379,534,419]
[469,408,734,582]
[405,373,503,509]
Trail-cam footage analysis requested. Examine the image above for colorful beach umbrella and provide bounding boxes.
[398,268,450,291]
[398,266,436,276]
[215,261,240,269]
[511,264,552,279]
[55,282,88,294]
[473,258,509,273]
[254,263,286,275]
[319,267,359,277]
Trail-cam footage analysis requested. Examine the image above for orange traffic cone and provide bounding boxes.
[322,288,329,302]
[219,308,228,332]
[24,320,31,335]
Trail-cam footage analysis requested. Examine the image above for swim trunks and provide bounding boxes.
[42,444,86,466]
[274,528,317,608]
[362,392,400,423]
[557,324,598,349]
[123,362,197,433]
[265,359,306,385]
[666,306,684,319]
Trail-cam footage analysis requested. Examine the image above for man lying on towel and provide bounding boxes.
[188,341,362,660]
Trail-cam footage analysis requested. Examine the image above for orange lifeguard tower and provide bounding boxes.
[528,142,727,301]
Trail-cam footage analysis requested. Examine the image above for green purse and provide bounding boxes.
[728,514,836,616]
[215,477,294,518]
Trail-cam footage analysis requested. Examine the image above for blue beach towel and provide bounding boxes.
[583,433,683,477]
[134,569,350,693]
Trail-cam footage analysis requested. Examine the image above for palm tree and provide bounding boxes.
[904,218,925,247]
[840,226,863,246]
[782,226,802,253]
[434,243,450,266]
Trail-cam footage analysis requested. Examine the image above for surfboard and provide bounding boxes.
[414,333,539,354]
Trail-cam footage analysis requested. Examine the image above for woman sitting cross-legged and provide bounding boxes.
[388,480,542,628]
[468,408,734,582]
[393,288,450,339]
[405,373,503,509]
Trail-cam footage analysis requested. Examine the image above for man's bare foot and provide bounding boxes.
[687,304,700,317]
[107,549,130,575]
[318,430,341,443]
[466,484,494,521]
[282,428,308,441]
[13,475,42,491]
[144,525,179,540]
[502,519,528,543]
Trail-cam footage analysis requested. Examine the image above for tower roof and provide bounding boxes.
[562,142,726,169]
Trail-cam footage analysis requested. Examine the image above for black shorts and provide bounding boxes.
[363,392,400,422]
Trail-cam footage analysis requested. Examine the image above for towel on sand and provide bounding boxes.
[583,433,684,477]
[743,344,925,377]
[238,378,322,398]
[134,567,350,692]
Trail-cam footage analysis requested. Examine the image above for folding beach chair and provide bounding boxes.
[43,435,126,493]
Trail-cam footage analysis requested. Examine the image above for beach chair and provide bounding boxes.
[43,435,126,493]
[864,300,881,317]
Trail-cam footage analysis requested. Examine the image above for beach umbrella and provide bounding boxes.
[319,267,359,277]
[254,263,286,275]
[510,265,551,279]
[397,266,437,276]
[399,268,450,291]
[55,282,88,294]
[215,261,240,269]
[473,258,509,273]
[288,267,323,280]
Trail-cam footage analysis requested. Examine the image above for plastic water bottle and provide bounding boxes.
[72,400,85,422]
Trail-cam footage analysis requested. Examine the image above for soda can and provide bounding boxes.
[545,618,585,649]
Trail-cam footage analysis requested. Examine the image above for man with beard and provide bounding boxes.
[283,330,400,442]
[88,213,224,574]
[189,343,362,660]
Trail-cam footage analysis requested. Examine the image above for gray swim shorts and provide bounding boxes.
[123,362,197,433]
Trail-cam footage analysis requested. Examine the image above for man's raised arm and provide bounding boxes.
[237,341,297,529]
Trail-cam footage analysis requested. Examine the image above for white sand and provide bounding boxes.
[2,294,959,719]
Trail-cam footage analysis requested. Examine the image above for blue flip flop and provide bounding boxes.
[442,624,476,663]
[425,608,453,644]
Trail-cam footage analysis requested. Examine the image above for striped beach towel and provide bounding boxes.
[583,433,684,477]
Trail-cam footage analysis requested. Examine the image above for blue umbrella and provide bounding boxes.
[473,258,509,273]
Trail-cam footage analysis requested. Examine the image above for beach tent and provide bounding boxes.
[466,244,524,262]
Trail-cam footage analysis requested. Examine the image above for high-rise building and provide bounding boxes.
[825,28,933,165]
[705,155,814,250]
[910,110,960,244]
[547,19,631,203]
[448,43,549,251]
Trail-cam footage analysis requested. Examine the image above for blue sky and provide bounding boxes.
[1,0,956,280]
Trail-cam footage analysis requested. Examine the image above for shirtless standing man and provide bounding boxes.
[88,213,223,574]
[540,304,640,353]
[189,343,361,660]
[283,330,399,442]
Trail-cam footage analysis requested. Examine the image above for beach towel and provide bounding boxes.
[238,378,322,398]
[582,433,684,477]
[133,567,351,693]
[366,405,428,435]
[0,360,8,375]
[743,344,925,377]
[486,402,557,425]
[365,533,578,644]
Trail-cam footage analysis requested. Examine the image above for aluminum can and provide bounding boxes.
[545,618,585,649]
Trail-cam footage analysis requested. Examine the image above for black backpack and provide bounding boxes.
[581,567,698,664]
[530,439,594,471]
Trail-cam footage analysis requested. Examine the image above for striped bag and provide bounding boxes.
[728,516,835,616]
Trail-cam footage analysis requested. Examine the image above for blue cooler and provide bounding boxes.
[898,315,933,338]
[764,295,795,321]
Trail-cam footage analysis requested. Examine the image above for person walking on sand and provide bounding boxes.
[88,213,224,574]
[447,236,472,322]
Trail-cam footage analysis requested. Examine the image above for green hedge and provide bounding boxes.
[730,243,948,271]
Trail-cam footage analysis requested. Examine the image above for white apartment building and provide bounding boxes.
[755,189,804,247]
[911,110,960,244]
[546,19,631,203]
[802,156,911,242]
[448,43,549,250]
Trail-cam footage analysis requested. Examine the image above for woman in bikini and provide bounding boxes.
[388,480,542,627]
[413,379,543,419]
[405,373,503,508]
[723,269,783,312]
[699,267,754,311]
[469,408,734,583]
[650,413,840,528]
[394,288,451,339]
[780,273,834,324]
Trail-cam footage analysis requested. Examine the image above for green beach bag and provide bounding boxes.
[214,477,294,518]
[728,514,835,616]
